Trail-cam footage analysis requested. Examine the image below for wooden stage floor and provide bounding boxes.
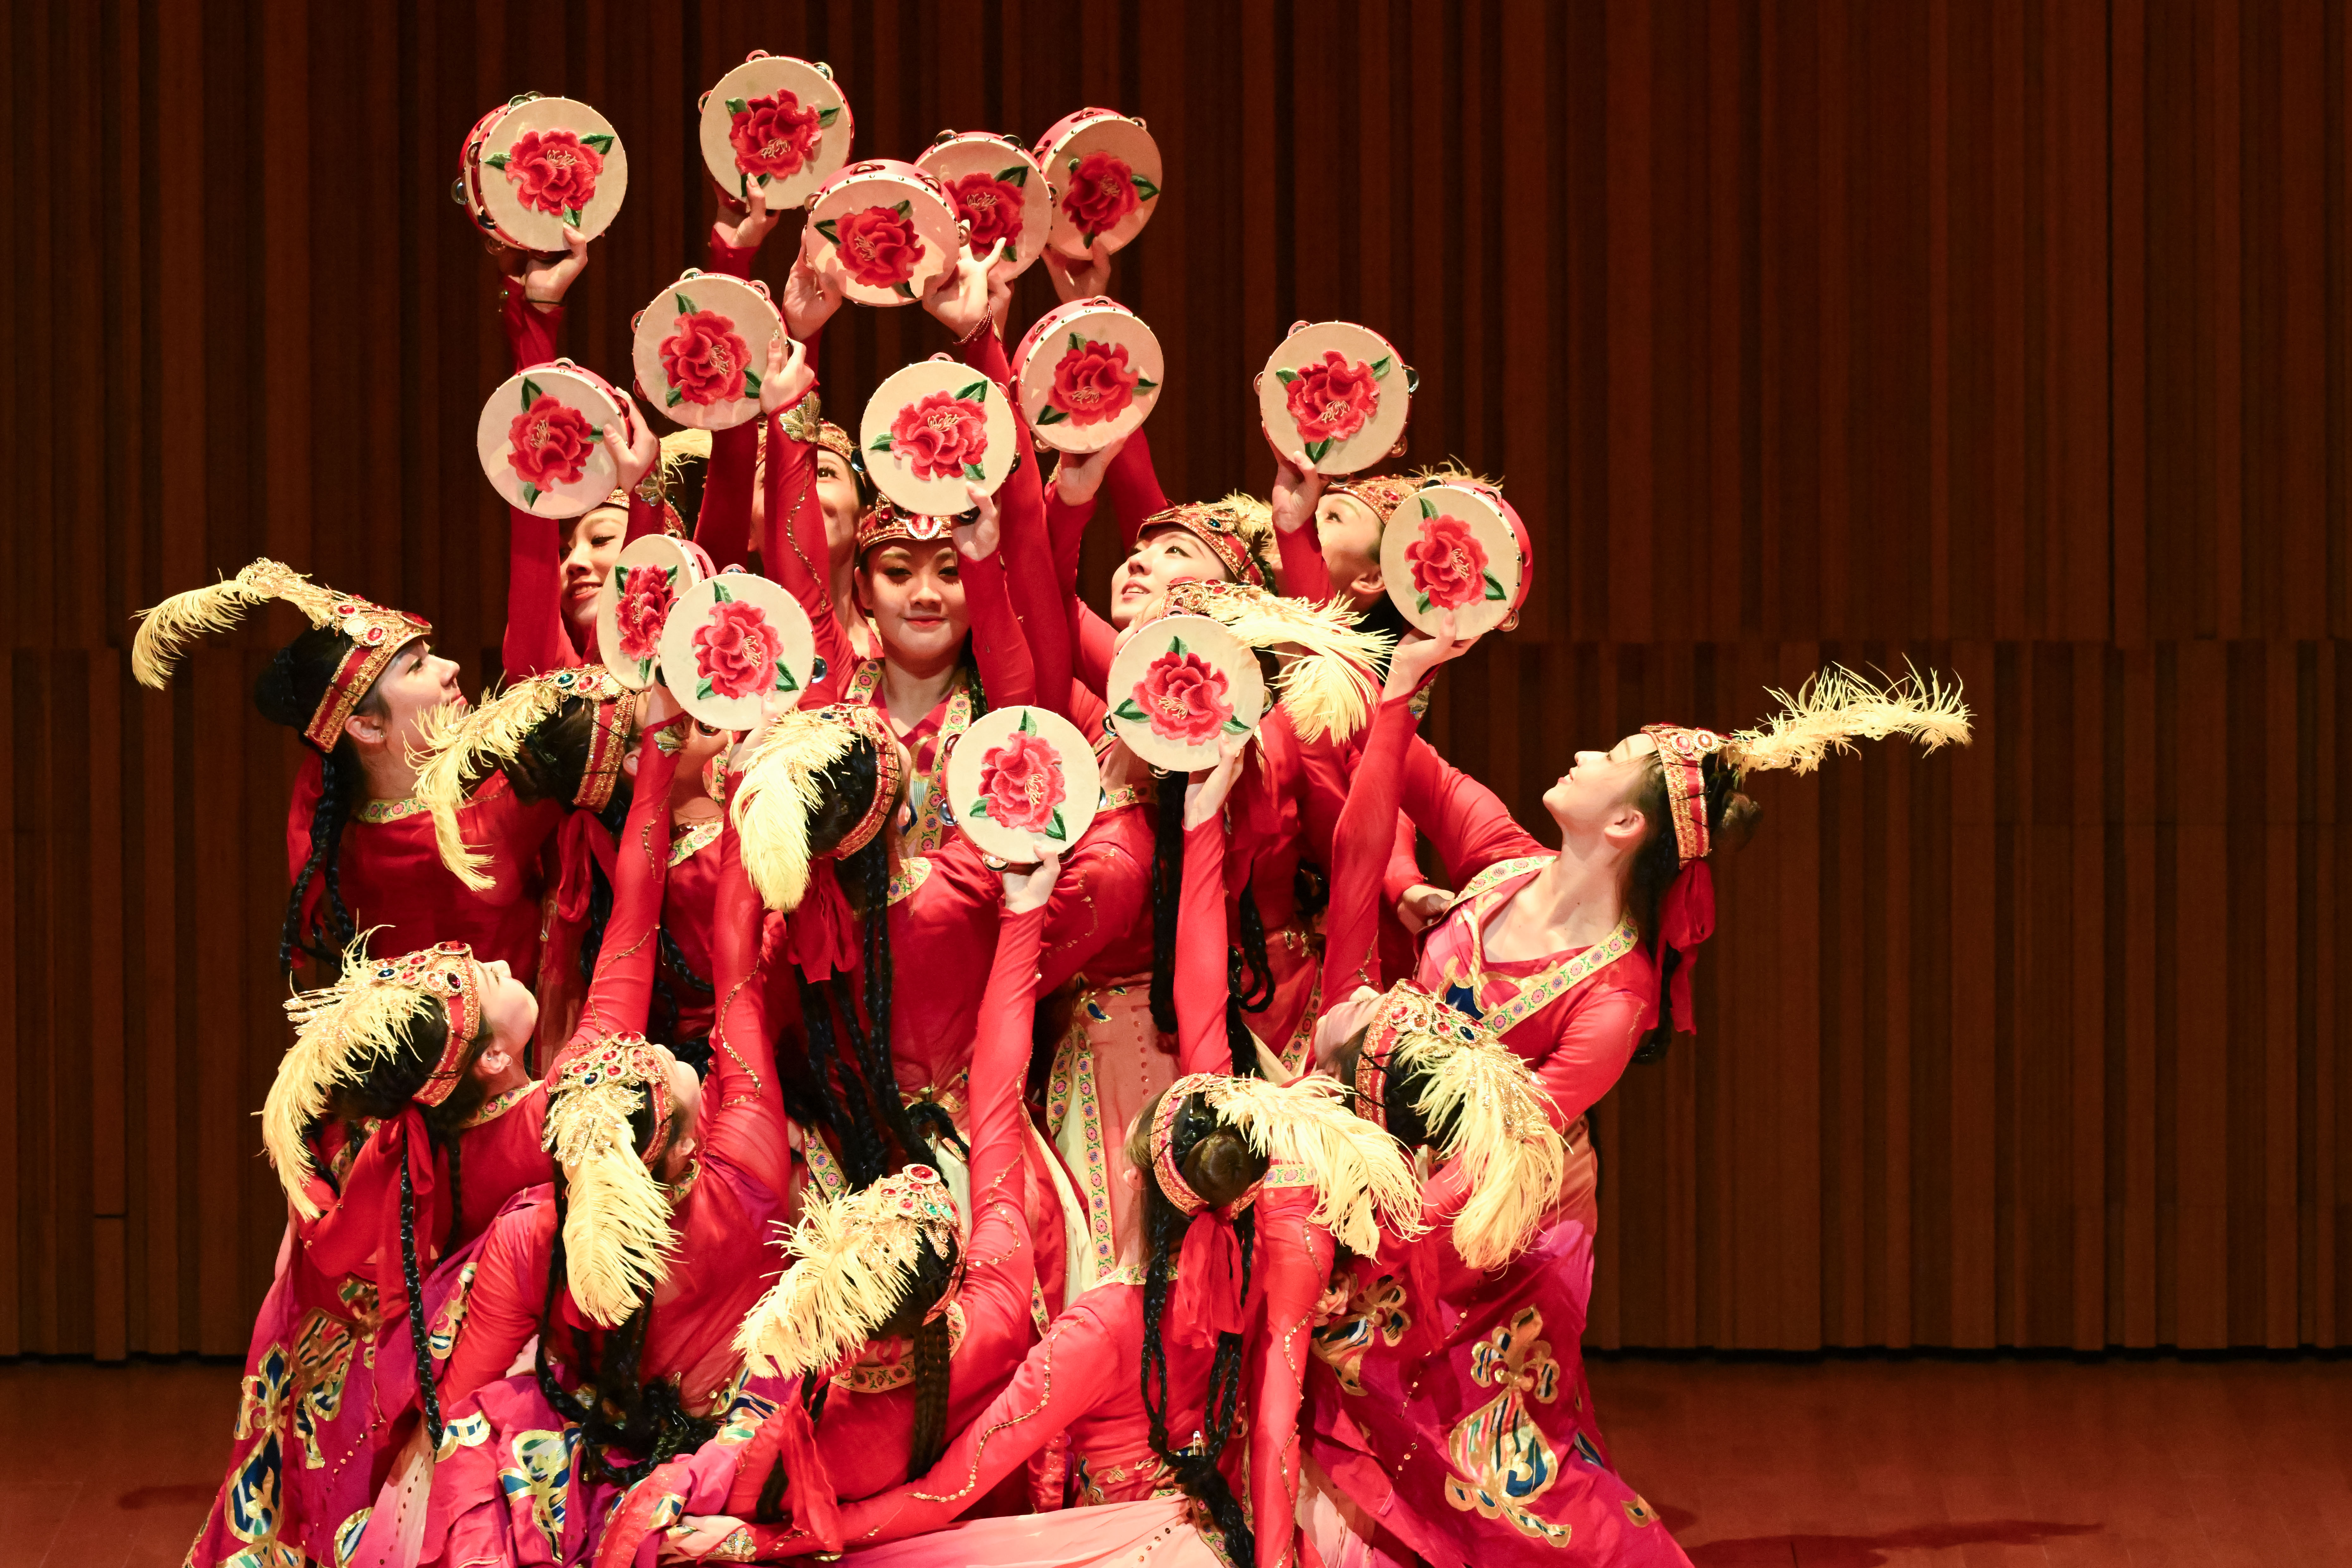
[6,1353,2346,1566]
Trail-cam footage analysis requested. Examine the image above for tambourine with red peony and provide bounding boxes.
[631,271,784,432]
[1010,298,1164,454]
[1379,481,1532,637]
[1257,321,1415,476]
[477,361,635,517]
[598,534,717,691]
[860,357,1020,517]
[655,572,820,731]
[455,94,629,253]
[698,53,852,209]
[944,705,1102,861]
[1035,109,1162,258]
[807,160,960,307]
[1103,615,1266,772]
[916,132,1053,278]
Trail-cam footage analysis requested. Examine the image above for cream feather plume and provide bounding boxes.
[729,707,858,911]
[1382,1000,1566,1271]
[1158,578,1394,744]
[1721,663,1973,778]
[545,1046,679,1327]
[132,558,336,690]
[732,1168,960,1381]
[264,932,443,1219]
[410,669,631,891]
[1192,1074,1426,1258]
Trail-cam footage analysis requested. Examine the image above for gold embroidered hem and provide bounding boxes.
[463,1082,538,1128]
[829,1301,969,1393]
[668,815,722,868]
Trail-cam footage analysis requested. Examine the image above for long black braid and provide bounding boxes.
[399,1158,447,1449]
[797,975,893,1187]
[904,1237,957,1480]
[256,626,388,975]
[1138,1115,1257,1559]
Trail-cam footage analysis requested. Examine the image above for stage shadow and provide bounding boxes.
[1686,1518,2103,1565]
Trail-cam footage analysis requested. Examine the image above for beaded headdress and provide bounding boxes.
[854,498,956,558]
[734,1164,963,1381]
[1139,494,1274,590]
[1352,982,1564,1270]
[730,703,907,911]
[132,559,430,752]
[1148,1072,1424,1258]
[599,427,713,525]
[546,1034,681,1326]
[263,938,491,1217]
[412,667,636,889]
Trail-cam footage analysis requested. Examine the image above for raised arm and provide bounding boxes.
[1101,421,1171,551]
[959,327,1069,719]
[1249,1188,1333,1568]
[559,717,684,1066]
[1321,694,1419,1000]
[435,1201,555,1404]
[699,798,788,1186]
[759,384,855,703]
[967,891,1049,1225]
[1401,729,1546,884]
[1176,742,1249,1077]
[1268,449,1336,605]
[692,192,780,571]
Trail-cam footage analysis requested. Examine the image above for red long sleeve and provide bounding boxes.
[562,725,683,1065]
[957,540,1035,709]
[966,904,1046,1229]
[1249,1188,1332,1568]
[1176,817,1232,1077]
[436,1198,556,1403]
[1046,489,1094,601]
[501,284,562,372]
[503,509,578,680]
[973,359,1070,719]
[696,423,758,570]
[702,808,788,1187]
[1401,732,1547,887]
[1072,601,1118,697]
[1272,516,1335,605]
[761,406,856,704]
[1322,693,1420,1000]
[1101,421,1170,550]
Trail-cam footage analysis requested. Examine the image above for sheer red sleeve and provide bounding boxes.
[503,510,578,680]
[1176,816,1232,1077]
[437,1200,555,1404]
[1530,985,1650,1130]
[964,336,1069,719]
[701,808,788,1187]
[1072,601,1118,697]
[1101,422,1170,550]
[1402,732,1547,885]
[1249,1188,1332,1568]
[695,423,758,571]
[1272,519,1334,605]
[1322,693,1419,1000]
[966,903,1046,1229]
[501,284,561,372]
[759,403,855,703]
[553,724,682,1073]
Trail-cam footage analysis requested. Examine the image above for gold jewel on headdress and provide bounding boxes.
[1148,1072,1424,1258]
[854,498,957,558]
[265,937,490,1217]
[1142,577,1394,744]
[807,409,848,456]
[133,558,430,752]
[730,703,906,911]
[411,667,636,891]
[1355,983,1564,1271]
[601,426,715,516]
[734,1163,962,1381]
[546,1034,681,1327]
[1140,494,1275,590]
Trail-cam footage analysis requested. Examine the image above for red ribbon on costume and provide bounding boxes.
[770,1388,844,1552]
[1651,860,1717,1032]
[1171,1210,1253,1347]
[785,862,859,983]
[550,807,620,926]
[371,1106,448,1336]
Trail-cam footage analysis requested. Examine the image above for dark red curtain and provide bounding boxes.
[6,0,2349,1356]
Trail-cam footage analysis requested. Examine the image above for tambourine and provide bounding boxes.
[631,272,783,431]
[477,361,633,517]
[1380,481,1533,637]
[1009,297,1164,454]
[455,94,628,253]
[859,357,1019,517]
[944,705,1102,860]
[1035,109,1162,258]
[915,131,1053,277]
[655,572,820,730]
[807,160,959,307]
[1103,615,1266,771]
[1256,321,1414,476]
[698,53,852,209]
[597,534,717,690]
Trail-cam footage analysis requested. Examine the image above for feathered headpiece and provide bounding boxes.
[1151,1072,1425,1259]
[1140,494,1275,589]
[545,1035,681,1327]
[730,703,903,911]
[1142,577,1394,743]
[1352,983,1563,1271]
[410,667,635,889]
[602,427,714,528]
[733,1164,961,1381]
[264,937,489,1217]
[132,558,429,751]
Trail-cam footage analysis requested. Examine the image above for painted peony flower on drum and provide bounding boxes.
[875,387,991,483]
[659,307,754,407]
[822,204,927,292]
[506,393,599,499]
[947,170,1027,251]
[497,128,607,219]
[1282,351,1380,450]
[1112,642,1244,748]
[1060,150,1154,242]
[727,90,823,182]
[1042,338,1146,427]
[972,723,1069,839]
[1404,511,1494,613]
[611,563,676,665]
[691,589,795,702]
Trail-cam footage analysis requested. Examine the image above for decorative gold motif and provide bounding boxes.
[1440,1306,1572,1545]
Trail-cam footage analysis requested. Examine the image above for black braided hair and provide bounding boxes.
[1133,1093,1260,1559]
[1146,772,1187,1033]
[903,1236,957,1481]
[572,791,632,983]
[1231,880,1276,1015]
[1624,750,1764,1063]
[399,1158,446,1449]
[256,625,391,974]
[1292,857,1330,928]
[796,974,891,1187]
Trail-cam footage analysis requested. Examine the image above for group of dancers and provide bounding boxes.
[146,104,1972,1568]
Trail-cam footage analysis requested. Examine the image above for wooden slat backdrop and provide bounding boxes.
[5,0,2349,1355]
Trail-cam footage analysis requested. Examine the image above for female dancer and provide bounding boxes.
[184,713,683,1568]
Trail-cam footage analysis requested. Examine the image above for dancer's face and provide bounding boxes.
[1112,527,1225,629]
[560,506,627,631]
[1541,731,1657,842]
[858,543,969,667]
